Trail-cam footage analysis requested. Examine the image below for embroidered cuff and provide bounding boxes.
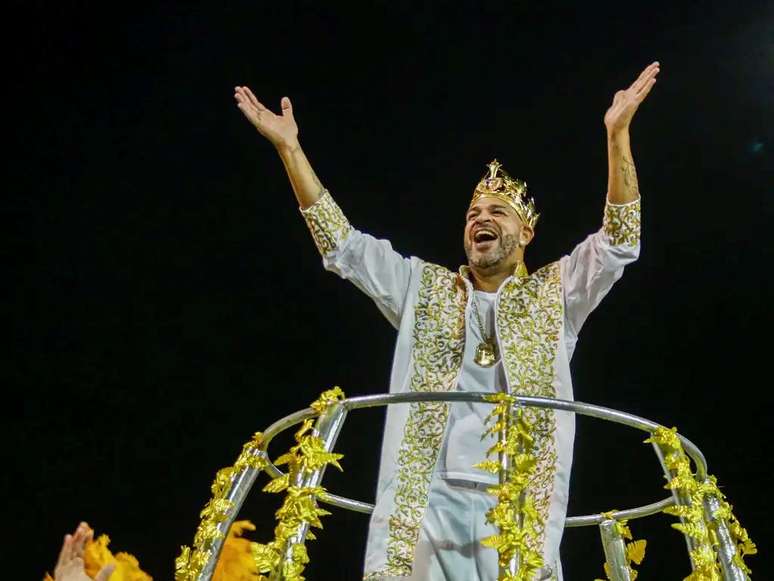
[300,189,352,255]
[603,197,641,246]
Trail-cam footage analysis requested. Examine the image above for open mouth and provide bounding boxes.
[473,228,498,245]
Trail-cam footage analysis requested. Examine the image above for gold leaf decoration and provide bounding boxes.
[176,432,268,581]
[646,426,756,579]
[476,394,544,580]
[176,385,347,581]
[246,387,346,581]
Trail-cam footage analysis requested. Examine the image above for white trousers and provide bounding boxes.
[367,476,561,581]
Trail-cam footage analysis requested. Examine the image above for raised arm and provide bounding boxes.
[234,87,323,209]
[233,87,415,328]
[603,61,660,205]
[562,62,660,341]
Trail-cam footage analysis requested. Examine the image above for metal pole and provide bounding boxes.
[342,392,708,479]
[499,401,519,578]
[197,450,268,581]
[651,441,702,572]
[275,402,348,580]
[702,492,748,581]
[598,519,631,581]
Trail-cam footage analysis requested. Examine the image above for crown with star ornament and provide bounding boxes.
[470,159,539,229]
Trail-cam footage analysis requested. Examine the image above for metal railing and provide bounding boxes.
[196,392,748,581]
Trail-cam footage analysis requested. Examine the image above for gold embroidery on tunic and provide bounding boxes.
[496,262,563,556]
[378,264,466,578]
[300,189,353,255]
[603,198,641,246]
[368,262,564,578]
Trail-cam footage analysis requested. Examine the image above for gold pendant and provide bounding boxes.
[474,341,498,367]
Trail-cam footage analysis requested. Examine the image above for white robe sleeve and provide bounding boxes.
[560,197,641,345]
[300,190,414,329]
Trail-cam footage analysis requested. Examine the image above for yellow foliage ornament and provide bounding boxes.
[474,394,544,581]
[176,387,345,581]
[212,521,261,581]
[175,431,268,581]
[44,527,152,581]
[250,386,346,581]
[44,521,262,581]
[176,386,345,581]
[646,427,756,580]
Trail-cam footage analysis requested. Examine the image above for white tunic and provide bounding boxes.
[301,192,641,580]
[441,290,506,485]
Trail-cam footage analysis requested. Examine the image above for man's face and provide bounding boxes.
[464,198,530,270]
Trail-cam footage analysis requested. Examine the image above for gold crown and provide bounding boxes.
[471,160,539,228]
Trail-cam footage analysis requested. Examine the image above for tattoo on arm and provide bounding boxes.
[621,156,640,197]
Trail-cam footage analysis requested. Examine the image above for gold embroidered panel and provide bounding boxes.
[496,262,563,556]
[603,198,641,246]
[377,264,466,578]
[300,189,353,255]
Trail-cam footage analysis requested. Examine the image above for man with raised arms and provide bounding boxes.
[234,62,659,580]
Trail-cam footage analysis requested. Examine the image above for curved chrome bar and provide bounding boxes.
[254,392,706,526]
[259,407,317,480]
[318,489,677,529]
[343,392,707,478]
[318,491,374,514]
[565,496,675,527]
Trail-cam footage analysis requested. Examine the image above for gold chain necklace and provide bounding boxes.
[471,293,499,367]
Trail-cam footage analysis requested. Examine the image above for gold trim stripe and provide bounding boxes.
[376,264,466,577]
[300,190,353,255]
[496,262,563,557]
[603,198,641,246]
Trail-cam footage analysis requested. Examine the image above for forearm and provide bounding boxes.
[605,130,640,205]
[276,141,326,209]
[602,129,642,246]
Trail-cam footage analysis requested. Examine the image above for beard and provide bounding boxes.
[465,233,519,269]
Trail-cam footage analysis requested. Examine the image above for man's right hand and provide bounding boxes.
[234,87,299,151]
[234,85,324,208]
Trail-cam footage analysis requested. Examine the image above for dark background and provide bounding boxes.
[6,1,772,579]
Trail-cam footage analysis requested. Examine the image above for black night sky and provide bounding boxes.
[7,1,773,579]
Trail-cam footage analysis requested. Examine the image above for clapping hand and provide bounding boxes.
[53,522,115,581]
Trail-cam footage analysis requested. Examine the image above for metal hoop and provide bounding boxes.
[259,392,706,523]
[195,392,747,581]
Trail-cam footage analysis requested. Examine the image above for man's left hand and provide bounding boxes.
[604,61,660,136]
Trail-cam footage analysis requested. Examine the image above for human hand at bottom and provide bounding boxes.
[53,522,115,581]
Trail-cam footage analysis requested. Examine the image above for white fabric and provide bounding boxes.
[316,205,640,580]
[440,291,506,485]
[365,473,561,581]
[371,477,498,581]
